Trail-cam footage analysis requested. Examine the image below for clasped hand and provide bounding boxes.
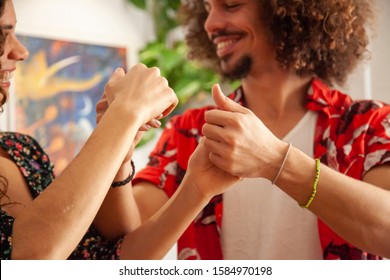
[96,64,178,163]
[202,84,285,181]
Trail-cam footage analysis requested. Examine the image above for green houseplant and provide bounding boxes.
[127,0,236,146]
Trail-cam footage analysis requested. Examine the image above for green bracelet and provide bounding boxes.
[300,158,321,208]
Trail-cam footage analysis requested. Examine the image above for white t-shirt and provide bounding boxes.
[221,111,323,259]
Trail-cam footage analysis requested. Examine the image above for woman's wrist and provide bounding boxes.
[181,173,213,204]
[112,160,134,186]
[109,100,147,128]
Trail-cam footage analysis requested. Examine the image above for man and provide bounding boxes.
[132,0,390,259]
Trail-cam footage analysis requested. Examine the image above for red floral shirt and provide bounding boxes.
[134,79,390,260]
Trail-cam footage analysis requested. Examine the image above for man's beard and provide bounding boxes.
[221,55,252,81]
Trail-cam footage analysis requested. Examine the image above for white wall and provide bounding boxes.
[340,0,390,102]
[13,0,154,66]
[369,0,390,102]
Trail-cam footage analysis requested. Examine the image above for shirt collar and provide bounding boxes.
[305,78,352,112]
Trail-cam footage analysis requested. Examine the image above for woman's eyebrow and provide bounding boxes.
[0,23,14,31]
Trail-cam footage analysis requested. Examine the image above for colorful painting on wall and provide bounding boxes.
[14,35,127,174]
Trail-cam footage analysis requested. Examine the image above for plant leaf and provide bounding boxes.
[128,0,146,10]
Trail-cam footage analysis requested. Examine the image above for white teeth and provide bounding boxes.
[217,40,235,50]
[0,71,12,83]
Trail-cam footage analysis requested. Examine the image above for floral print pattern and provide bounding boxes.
[0,132,123,259]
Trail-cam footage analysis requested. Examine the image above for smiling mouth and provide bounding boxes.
[216,39,236,51]
[0,71,13,85]
[212,31,244,58]
[214,38,240,59]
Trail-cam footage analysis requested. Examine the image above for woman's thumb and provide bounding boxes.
[110,67,125,82]
[105,67,126,104]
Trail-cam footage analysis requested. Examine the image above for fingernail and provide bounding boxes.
[153,119,161,127]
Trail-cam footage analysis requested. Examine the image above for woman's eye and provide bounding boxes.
[225,3,240,10]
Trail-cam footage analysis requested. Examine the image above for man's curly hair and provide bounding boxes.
[179,0,374,86]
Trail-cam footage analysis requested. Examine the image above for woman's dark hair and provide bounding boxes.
[179,0,374,86]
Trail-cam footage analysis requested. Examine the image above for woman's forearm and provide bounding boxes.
[119,176,210,260]
[93,161,142,241]
[11,106,141,259]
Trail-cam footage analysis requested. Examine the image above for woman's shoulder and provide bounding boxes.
[0,131,54,195]
[0,131,40,146]
[0,132,46,156]
[0,131,50,158]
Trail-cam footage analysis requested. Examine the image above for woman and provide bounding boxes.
[0,0,239,259]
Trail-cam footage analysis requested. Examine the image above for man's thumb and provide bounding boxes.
[212,84,247,113]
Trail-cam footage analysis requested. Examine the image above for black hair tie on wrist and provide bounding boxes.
[111,160,135,188]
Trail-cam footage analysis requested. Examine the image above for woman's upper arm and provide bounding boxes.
[132,181,169,223]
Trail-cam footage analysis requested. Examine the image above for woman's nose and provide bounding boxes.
[8,36,29,61]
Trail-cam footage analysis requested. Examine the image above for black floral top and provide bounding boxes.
[0,132,123,259]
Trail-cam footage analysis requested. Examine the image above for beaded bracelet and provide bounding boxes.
[300,158,321,208]
[111,160,135,188]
